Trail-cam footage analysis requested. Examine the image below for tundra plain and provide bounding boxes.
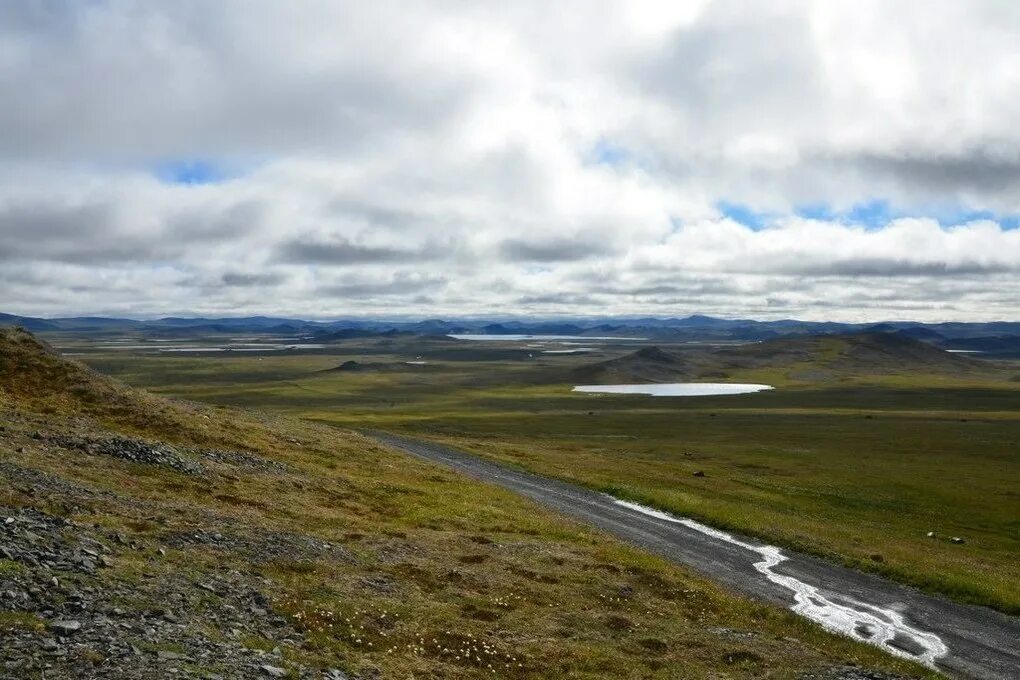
[65,331,1020,617]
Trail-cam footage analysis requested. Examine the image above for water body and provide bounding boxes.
[614,499,948,667]
[542,348,595,354]
[573,383,773,396]
[158,344,328,353]
[449,334,645,341]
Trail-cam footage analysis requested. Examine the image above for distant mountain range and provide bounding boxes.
[3,312,1020,356]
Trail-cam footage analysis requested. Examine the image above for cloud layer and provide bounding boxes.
[1,1,1019,320]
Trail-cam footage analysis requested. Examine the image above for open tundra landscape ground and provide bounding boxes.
[1,325,953,680]
[5,316,1017,679]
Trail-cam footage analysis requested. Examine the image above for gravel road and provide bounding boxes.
[370,431,1020,680]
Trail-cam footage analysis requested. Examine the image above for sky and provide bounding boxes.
[1,1,1019,322]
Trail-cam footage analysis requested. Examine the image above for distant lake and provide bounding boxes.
[572,383,773,397]
[449,334,645,341]
[84,342,331,352]
[156,343,329,353]
[542,348,596,354]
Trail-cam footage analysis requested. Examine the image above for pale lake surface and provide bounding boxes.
[572,383,774,397]
[158,344,329,352]
[542,348,595,354]
[449,334,645,341]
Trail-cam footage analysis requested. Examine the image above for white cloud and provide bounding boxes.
[0,1,1018,321]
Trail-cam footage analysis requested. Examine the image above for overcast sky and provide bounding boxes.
[2,1,1019,321]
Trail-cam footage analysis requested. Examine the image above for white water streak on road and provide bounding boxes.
[613,499,949,667]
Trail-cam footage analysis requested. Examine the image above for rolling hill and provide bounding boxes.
[571,333,993,385]
[570,346,697,383]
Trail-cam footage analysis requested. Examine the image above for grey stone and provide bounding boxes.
[48,620,82,635]
[157,650,188,661]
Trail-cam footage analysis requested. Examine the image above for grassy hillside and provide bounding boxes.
[0,327,933,678]
[571,346,697,383]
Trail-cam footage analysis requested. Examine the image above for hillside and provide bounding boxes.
[571,333,993,385]
[0,313,59,332]
[1,327,128,406]
[713,333,989,380]
[321,359,432,373]
[570,346,696,384]
[0,328,931,679]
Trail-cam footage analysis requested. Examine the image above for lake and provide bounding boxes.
[572,383,773,397]
[449,334,645,341]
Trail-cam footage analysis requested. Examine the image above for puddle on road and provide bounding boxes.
[612,499,949,668]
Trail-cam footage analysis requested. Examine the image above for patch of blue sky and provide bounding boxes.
[584,139,639,170]
[716,201,776,230]
[714,198,1019,230]
[792,200,1020,230]
[792,203,836,221]
[153,159,236,185]
[591,139,630,166]
[843,199,895,228]
[927,207,1019,229]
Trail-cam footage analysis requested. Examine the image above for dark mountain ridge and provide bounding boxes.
[4,312,1020,355]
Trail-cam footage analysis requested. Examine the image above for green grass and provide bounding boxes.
[0,611,45,632]
[394,391,1020,613]
[61,334,1020,617]
[2,412,932,679]
[0,328,946,678]
[0,558,27,576]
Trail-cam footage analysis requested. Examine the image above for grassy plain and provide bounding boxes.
[68,334,1020,615]
[2,327,940,678]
